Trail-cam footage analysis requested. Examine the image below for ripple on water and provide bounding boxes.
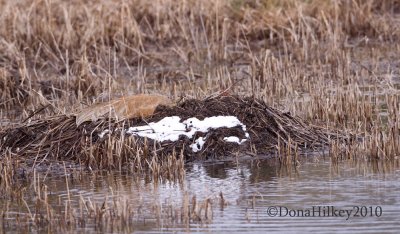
[2,159,399,233]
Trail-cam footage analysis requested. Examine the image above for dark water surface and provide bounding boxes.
[2,157,400,233]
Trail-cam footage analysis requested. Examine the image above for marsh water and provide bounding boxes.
[2,156,400,233]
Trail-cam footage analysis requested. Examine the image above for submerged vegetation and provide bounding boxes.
[0,0,400,232]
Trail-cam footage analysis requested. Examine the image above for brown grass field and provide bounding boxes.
[0,0,400,231]
[1,0,399,162]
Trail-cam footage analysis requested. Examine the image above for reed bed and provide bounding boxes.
[1,0,400,232]
[0,166,218,233]
[0,96,344,171]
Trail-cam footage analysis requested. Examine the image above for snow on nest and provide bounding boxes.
[101,116,250,152]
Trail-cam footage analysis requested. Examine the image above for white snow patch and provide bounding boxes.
[126,116,187,142]
[190,137,206,152]
[126,116,250,152]
[184,116,246,132]
[223,136,247,144]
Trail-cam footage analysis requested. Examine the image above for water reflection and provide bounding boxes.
[1,158,400,233]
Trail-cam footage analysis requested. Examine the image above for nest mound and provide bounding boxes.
[0,96,343,169]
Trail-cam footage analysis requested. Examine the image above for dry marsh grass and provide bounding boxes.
[0,0,398,164]
[0,0,398,111]
[1,0,400,230]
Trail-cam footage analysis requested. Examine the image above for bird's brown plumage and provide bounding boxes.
[75,94,173,126]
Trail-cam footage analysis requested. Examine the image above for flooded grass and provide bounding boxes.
[0,162,220,232]
[1,0,400,232]
[1,158,400,233]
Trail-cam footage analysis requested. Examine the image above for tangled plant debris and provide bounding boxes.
[0,96,344,170]
[124,115,249,152]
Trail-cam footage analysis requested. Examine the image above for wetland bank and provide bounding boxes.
[1,0,400,233]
